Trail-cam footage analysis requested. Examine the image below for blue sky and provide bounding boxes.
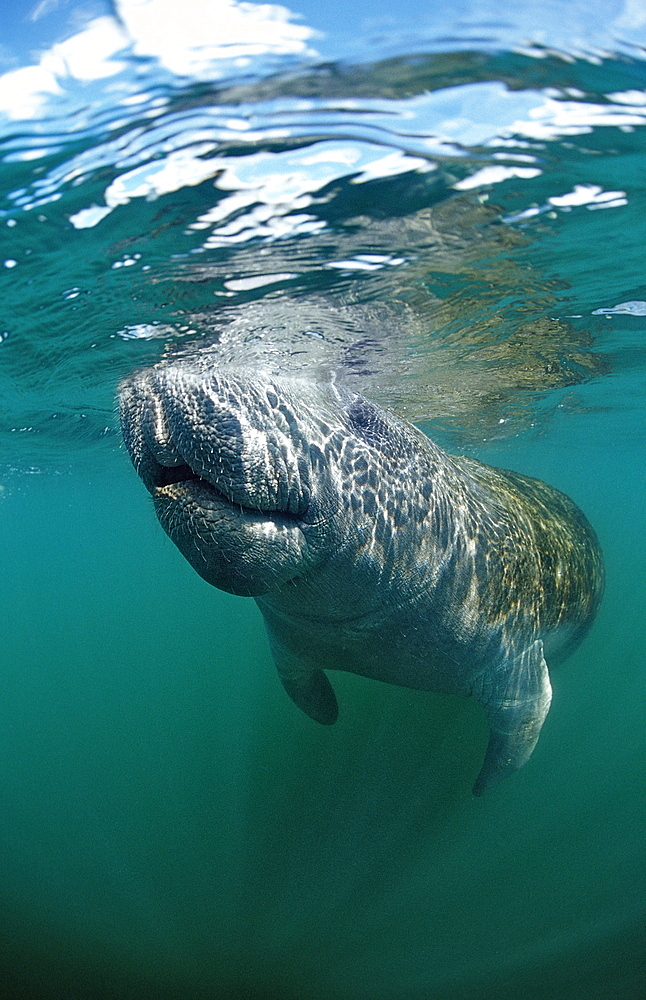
[3,0,646,73]
[0,1,110,66]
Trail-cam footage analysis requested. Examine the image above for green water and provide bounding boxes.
[1,2,645,997]
[1,417,643,998]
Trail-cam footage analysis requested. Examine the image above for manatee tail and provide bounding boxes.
[471,639,552,796]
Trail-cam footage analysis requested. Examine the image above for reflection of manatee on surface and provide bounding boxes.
[151,198,610,440]
[119,363,604,794]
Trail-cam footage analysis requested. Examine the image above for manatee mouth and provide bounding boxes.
[152,461,234,505]
[155,462,201,489]
[142,447,305,525]
[119,367,314,521]
[145,456,260,514]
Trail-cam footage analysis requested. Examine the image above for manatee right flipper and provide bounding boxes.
[471,639,552,796]
[280,668,339,725]
[267,637,339,725]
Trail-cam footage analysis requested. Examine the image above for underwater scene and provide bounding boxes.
[0,1,644,997]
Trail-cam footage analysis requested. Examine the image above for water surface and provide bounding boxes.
[0,2,644,998]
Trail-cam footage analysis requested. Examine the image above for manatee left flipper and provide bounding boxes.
[471,639,552,796]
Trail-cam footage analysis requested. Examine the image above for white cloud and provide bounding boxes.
[69,204,115,229]
[0,17,128,120]
[608,90,646,105]
[547,184,626,207]
[0,0,318,122]
[0,64,62,120]
[66,136,436,238]
[186,141,435,247]
[42,16,129,81]
[503,183,628,224]
[67,141,222,227]
[352,150,435,183]
[105,142,219,205]
[508,96,646,140]
[614,0,646,30]
[29,0,62,21]
[453,165,541,190]
[300,147,360,166]
[114,0,319,78]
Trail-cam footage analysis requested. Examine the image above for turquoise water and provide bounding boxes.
[1,2,645,998]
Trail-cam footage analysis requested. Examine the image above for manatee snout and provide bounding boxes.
[119,365,330,596]
[121,366,314,514]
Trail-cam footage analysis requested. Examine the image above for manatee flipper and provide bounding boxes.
[471,639,552,796]
[280,668,339,725]
[267,636,339,725]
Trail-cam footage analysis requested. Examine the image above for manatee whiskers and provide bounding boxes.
[120,363,604,794]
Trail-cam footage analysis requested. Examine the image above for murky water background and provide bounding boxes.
[0,2,644,997]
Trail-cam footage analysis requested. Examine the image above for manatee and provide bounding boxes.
[119,362,604,794]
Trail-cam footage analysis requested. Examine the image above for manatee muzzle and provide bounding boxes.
[119,366,312,521]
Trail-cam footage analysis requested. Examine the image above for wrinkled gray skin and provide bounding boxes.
[119,363,604,794]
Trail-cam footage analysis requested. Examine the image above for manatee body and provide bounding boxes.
[119,363,604,794]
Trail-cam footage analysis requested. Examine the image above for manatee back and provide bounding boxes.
[453,455,604,658]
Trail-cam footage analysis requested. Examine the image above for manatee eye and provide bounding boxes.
[346,398,393,448]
